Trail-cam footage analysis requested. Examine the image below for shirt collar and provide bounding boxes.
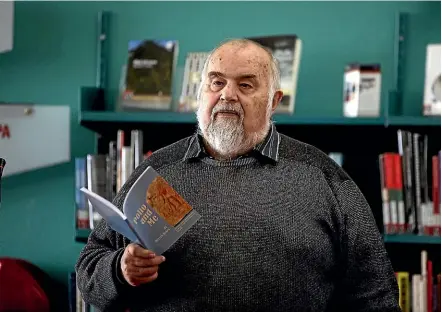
[183,123,281,163]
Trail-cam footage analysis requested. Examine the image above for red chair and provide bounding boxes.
[0,257,51,312]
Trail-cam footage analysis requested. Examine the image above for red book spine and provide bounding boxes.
[384,153,397,232]
[427,260,433,312]
[393,153,405,232]
[432,155,440,235]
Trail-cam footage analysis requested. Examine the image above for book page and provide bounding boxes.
[123,166,201,254]
[80,187,139,242]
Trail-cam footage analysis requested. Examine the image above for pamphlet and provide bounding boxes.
[80,166,201,255]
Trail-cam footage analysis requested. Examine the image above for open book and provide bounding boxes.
[80,166,201,255]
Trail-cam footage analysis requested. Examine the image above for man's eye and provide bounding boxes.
[240,83,252,89]
[212,80,224,86]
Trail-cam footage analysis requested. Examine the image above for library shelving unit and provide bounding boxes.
[384,234,441,245]
[75,229,91,243]
[75,10,440,278]
[76,86,441,278]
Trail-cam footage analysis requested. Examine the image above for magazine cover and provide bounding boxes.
[120,39,179,111]
[81,166,201,255]
[247,34,302,114]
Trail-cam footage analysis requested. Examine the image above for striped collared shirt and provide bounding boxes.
[183,123,281,163]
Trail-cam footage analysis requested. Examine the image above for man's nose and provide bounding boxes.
[220,82,238,102]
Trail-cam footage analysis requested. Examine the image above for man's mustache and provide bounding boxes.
[211,103,244,118]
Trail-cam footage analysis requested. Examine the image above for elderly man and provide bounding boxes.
[76,39,400,312]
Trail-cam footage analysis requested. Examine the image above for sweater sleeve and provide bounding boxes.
[74,219,132,311]
[333,179,401,312]
[75,159,152,311]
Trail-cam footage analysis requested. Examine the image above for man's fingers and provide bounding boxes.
[121,244,164,287]
[126,265,159,277]
[131,255,166,267]
[127,244,156,259]
[130,272,159,286]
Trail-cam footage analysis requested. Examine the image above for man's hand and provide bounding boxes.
[120,243,166,286]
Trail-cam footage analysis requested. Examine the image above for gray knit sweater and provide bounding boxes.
[75,131,400,312]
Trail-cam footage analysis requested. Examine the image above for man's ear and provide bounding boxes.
[271,90,284,112]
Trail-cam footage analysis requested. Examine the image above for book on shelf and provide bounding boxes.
[247,34,302,115]
[86,154,108,230]
[423,43,441,116]
[395,250,441,312]
[379,129,441,236]
[68,271,94,312]
[75,129,148,230]
[118,39,179,111]
[343,63,381,117]
[80,166,201,255]
[178,52,210,112]
[328,152,343,166]
[75,158,89,230]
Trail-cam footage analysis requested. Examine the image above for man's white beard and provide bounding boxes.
[196,102,272,160]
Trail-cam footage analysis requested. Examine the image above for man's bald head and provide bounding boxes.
[198,38,281,100]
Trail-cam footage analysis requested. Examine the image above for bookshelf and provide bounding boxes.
[388,116,441,126]
[79,104,440,131]
[75,229,91,243]
[76,108,442,304]
[75,95,442,252]
[80,110,197,124]
[78,88,441,131]
[80,110,441,127]
[80,110,390,125]
[384,234,441,245]
[68,11,442,310]
[75,9,441,277]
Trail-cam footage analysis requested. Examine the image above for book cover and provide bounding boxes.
[343,64,381,117]
[120,39,179,111]
[75,157,89,229]
[247,34,302,114]
[423,44,441,116]
[81,166,201,255]
[178,52,210,112]
[395,271,410,312]
[86,154,108,230]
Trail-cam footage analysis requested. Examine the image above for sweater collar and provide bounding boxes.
[183,123,281,163]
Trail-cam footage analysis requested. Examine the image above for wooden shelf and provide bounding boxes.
[80,110,388,126]
[80,111,196,124]
[273,115,386,126]
[79,85,440,128]
[384,234,441,244]
[79,110,440,127]
[387,116,441,126]
[75,228,91,243]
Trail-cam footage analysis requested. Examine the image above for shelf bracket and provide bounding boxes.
[391,12,408,116]
[91,11,111,112]
[96,10,110,90]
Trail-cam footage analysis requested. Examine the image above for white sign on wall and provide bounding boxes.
[0,104,71,177]
[0,1,14,54]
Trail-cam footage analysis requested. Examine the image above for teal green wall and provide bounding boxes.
[0,1,439,285]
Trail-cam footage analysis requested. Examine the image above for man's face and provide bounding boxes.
[196,43,280,159]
